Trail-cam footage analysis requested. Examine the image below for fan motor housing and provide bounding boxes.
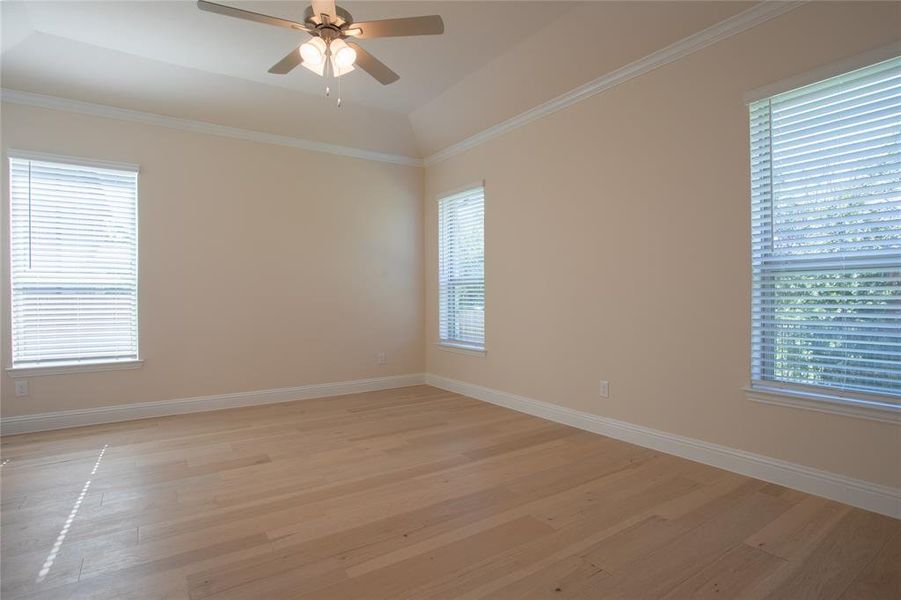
[304,5,353,29]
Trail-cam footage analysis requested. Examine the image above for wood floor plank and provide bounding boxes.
[1,384,897,599]
[304,516,557,599]
[759,509,899,600]
[839,529,901,600]
[745,494,850,560]
[660,543,786,599]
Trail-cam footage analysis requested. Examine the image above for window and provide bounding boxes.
[749,56,900,407]
[438,185,485,351]
[9,154,139,369]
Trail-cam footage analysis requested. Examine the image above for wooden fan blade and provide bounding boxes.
[197,1,310,32]
[311,0,337,21]
[348,16,444,39]
[268,47,303,74]
[347,42,399,85]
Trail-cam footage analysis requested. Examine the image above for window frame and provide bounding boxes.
[436,182,486,354]
[744,53,901,423]
[5,150,143,376]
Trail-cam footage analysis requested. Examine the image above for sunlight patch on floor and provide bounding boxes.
[36,444,108,583]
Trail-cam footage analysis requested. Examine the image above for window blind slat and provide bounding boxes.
[753,137,896,173]
[749,56,901,404]
[9,156,139,368]
[438,186,485,350]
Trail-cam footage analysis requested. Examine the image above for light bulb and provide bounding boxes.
[299,37,326,66]
[335,45,356,68]
[329,55,355,77]
[301,60,325,76]
[330,38,357,68]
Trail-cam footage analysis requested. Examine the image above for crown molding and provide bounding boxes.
[0,88,424,167]
[424,1,805,166]
[1,2,802,170]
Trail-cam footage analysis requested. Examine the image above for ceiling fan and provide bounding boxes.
[197,0,444,86]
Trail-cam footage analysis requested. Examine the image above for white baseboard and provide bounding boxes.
[425,374,901,519]
[0,373,426,436]
[4,371,897,518]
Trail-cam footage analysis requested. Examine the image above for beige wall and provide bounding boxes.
[1,103,424,416]
[411,1,753,156]
[424,1,901,488]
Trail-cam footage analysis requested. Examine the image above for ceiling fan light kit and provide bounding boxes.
[197,0,445,107]
[299,37,327,66]
[330,39,357,69]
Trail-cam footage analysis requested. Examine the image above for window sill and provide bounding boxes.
[744,385,900,424]
[7,360,144,378]
[436,343,486,357]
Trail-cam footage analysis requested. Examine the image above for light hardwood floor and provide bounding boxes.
[1,385,898,599]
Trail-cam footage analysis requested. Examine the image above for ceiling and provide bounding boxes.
[1,1,757,158]
[2,1,563,113]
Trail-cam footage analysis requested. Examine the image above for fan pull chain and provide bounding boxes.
[325,49,331,96]
[321,45,342,108]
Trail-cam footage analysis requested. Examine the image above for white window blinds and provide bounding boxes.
[750,56,900,404]
[438,186,485,350]
[9,155,139,368]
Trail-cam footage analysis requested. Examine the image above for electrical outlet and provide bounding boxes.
[599,380,609,398]
[15,380,29,397]
[377,352,387,365]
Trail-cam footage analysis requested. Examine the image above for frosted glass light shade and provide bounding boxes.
[299,37,327,66]
[330,38,357,68]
